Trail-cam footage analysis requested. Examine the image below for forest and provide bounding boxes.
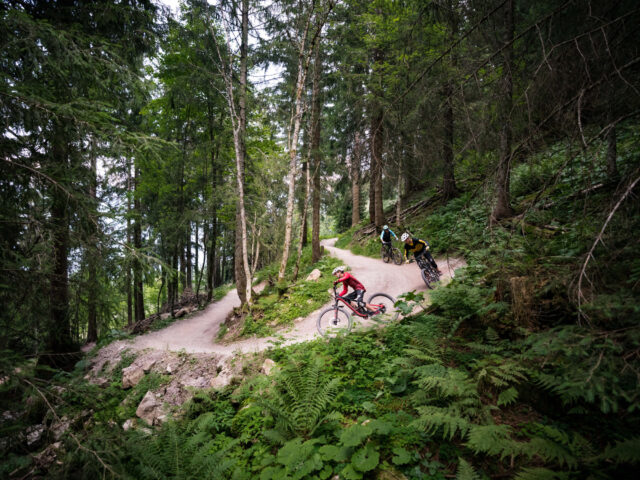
[1,0,639,478]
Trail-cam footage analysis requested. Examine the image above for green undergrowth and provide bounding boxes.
[7,266,638,478]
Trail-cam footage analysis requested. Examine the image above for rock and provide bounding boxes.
[92,377,109,388]
[136,391,165,426]
[306,269,322,281]
[160,312,171,320]
[261,359,276,375]
[51,416,71,441]
[33,442,62,469]
[122,419,136,431]
[139,357,157,373]
[26,424,45,446]
[210,370,233,390]
[122,365,145,389]
[182,376,208,388]
[174,307,190,318]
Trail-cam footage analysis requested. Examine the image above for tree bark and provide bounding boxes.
[442,81,458,199]
[231,0,252,304]
[606,91,619,179]
[371,106,384,229]
[351,132,361,227]
[311,44,323,263]
[47,123,72,354]
[126,158,132,326]
[86,139,98,343]
[133,164,144,323]
[278,11,317,282]
[491,0,515,222]
[293,157,311,280]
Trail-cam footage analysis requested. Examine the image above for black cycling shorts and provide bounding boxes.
[342,289,365,304]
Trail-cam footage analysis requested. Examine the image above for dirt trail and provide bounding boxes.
[100,239,465,359]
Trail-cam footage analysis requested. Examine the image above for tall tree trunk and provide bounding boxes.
[133,164,144,323]
[395,162,403,225]
[86,139,98,343]
[293,156,312,281]
[351,132,361,227]
[491,0,515,222]
[371,106,384,229]
[231,0,252,304]
[126,158,133,326]
[442,81,458,199]
[606,89,619,179]
[311,46,323,263]
[442,1,459,200]
[47,124,72,354]
[278,13,318,282]
[301,159,309,248]
[186,223,193,290]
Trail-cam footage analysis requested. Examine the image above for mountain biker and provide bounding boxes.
[332,266,375,312]
[380,225,398,246]
[400,233,442,274]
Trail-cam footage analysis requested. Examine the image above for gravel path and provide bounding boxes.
[101,239,465,359]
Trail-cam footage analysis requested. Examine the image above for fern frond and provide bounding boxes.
[413,406,473,439]
[599,436,640,464]
[456,457,480,480]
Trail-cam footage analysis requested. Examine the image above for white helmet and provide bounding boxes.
[383,225,389,230]
[332,266,346,275]
[401,233,409,241]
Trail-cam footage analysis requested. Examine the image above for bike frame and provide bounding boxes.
[331,286,383,318]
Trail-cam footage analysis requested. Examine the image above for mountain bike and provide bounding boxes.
[416,254,440,289]
[317,286,399,337]
[380,242,403,265]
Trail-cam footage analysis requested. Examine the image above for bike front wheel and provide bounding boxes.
[317,307,352,337]
[392,248,403,265]
[367,293,399,323]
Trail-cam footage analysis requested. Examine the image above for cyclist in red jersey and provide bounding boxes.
[332,266,376,312]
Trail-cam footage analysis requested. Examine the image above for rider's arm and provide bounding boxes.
[380,231,384,242]
[390,229,398,241]
[337,273,349,296]
[418,239,429,250]
[403,243,409,260]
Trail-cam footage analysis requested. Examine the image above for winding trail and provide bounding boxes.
[104,239,465,359]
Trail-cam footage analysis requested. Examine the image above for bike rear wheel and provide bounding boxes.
[391,248,403,265]
[317,307,352,337]
[420,267,434,289]
[380,246,391,263]
[367,293,399,323]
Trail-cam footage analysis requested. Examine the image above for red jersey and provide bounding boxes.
[335,272,365,296]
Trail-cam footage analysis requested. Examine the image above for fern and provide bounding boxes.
[413,406,473,439]
[513,468,570,480]
[258,356,340,440]
[455,458,480,480]
[598,437,640,464]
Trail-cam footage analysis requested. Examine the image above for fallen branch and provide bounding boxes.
[576,172,640,325]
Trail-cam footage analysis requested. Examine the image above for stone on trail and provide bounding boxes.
[306,268,322,281]
[210,369,234,389]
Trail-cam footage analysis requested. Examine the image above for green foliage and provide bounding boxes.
[258,356,341,440]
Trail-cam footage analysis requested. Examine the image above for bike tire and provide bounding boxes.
[420,268,434,289]
[317,306,352,337]
[367,293,399,323]
[380,246,391,263]
[392,248,403,265]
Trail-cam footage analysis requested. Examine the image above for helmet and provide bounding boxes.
[401,233,409,241]
[383,225,389,230]
[332,266,345,275]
